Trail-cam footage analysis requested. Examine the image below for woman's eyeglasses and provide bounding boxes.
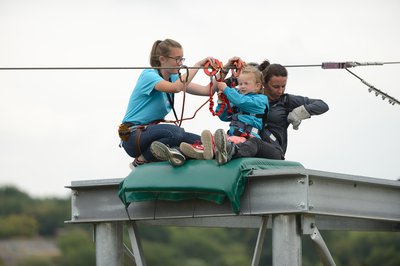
[165,56,185,64]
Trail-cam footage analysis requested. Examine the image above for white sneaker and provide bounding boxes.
[214,129,235,165]
[180,142,204,159]
[201,130,214,160]
[150,141,186,167]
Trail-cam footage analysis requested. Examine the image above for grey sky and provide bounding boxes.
[0,0,399,197]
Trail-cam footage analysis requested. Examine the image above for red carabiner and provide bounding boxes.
[231,59,245,77]
[203,59,223,77]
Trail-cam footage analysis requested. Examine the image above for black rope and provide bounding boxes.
[178,65,189,83]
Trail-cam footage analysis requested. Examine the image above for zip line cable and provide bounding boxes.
[319,61,400,106]
[1,61,400,70]
[344,68,399,106]
[291,61,400,106]
[1,61,399,106]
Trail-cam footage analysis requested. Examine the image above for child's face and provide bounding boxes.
[237,73,262,95]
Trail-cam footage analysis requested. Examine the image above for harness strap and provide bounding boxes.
[230,119,259,138]
[166,92,178,121]
[118,120,163,146]
[231,105,266,118]
[235,110,264,118]
[135,128,143,155]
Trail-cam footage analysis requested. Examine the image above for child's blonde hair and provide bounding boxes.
[240,65,263,93]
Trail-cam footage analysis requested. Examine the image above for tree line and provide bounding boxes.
[0,186,399,266]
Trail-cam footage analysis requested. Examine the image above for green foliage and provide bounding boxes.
[0,214,38,238]
[138,226,255,266]
[0,186,32,216]
[327,231,400,266]
[17,256,56,266]
[0,186,70,237]
[55,228,95,266]
[136,225,171,242]
[26,198,70,236]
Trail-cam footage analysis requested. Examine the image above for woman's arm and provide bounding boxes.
[286,94,329,130]
[155,57,215,94]
[186,56,244,96]
[186,82,214,96]
[287,94,329,115]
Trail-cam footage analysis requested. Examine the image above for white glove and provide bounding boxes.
[287,105,311,130]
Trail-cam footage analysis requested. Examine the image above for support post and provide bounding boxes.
[95,222,123,266]
[272,214,302,266]
[310,226,336,266]
[251,216,269,266]
[127,221,147,266]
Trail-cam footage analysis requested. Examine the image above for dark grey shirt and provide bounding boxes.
[261,94,329,155]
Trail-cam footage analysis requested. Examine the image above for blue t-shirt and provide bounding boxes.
[122,69,179,125]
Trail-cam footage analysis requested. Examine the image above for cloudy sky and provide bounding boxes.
[1,0,399,198]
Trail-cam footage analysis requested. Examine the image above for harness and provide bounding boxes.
[230,107,268,138]
[118,120,163,155]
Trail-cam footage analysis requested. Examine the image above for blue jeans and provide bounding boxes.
[121,124,200,161]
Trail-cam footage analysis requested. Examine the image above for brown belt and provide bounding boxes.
[118,120,163,153]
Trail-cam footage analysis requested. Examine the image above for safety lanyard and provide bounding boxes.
[158,70,179,122]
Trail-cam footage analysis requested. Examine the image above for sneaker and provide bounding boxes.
[180,141,204,159]
[201,129,214,160]
[150,141,186,167]
[214,129,235,165]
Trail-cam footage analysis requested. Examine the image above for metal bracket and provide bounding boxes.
[302,214,336,266]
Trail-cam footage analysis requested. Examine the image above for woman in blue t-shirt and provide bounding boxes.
[119,38,215,168]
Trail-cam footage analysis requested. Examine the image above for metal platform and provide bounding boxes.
[66,167,400,266]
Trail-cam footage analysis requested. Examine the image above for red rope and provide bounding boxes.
[203,59,234,117]
[208,80,232,116]
[165,59,244,125]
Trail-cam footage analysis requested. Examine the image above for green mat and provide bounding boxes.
[118,158,303,214]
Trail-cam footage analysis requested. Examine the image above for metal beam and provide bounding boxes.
[66,169,400,230]
[67,168,400,266]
